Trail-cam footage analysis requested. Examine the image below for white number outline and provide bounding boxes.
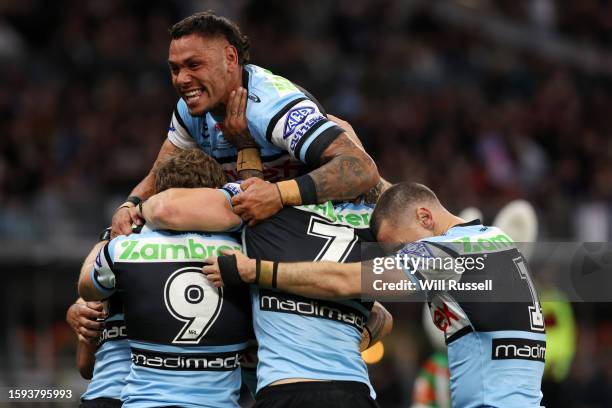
[513,256,545,332]
[163,266,224,344]
[307,216,358,262]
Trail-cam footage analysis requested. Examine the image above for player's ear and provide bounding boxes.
[225,45,239,72]
[416,207,434,231]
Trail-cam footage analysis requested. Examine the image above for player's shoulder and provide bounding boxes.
[420,221,516,256]
[245,64,304,100]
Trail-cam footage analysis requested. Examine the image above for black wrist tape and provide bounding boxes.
[255,259,261,285]
[99,227,112,241]
[272,262,279,289]
[218,254,244,287]
[295,174,317,205]
[126,196,142,206]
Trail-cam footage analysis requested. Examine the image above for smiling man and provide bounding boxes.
[111,11,379,236]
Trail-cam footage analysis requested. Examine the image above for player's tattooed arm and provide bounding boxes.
[363,178,392,205]
[309,134,379,202]
[361,302,393,351]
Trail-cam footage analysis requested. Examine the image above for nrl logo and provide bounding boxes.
[283,107,315,139]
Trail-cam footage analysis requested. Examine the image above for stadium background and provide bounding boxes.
[0,0,610,406]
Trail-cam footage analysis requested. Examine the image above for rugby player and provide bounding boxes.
[133,99,393,406]
[206,182,547,408]
[67,295,129,408]
[79,149,253,408]
[111,11,379,236]
[67,227,130,408]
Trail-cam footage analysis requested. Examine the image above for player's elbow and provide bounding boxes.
[78,363,94,380]
[147,197,179,229]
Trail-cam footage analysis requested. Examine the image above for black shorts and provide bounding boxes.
[254,381,379,408]
[80,397,122,408]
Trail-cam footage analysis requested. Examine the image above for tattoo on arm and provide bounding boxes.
[309,135,379,202]
[363,178,392,205]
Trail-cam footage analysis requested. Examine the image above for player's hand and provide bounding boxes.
[111,205,143,238]
[231,178,283,226]
[223,87,256,149]
[203,249,256,287]
[66,300,106,344]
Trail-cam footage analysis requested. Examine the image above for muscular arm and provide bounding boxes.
[309,134,379,202]
[111,139,179,236]
[77,336,98,379]
[365,301,393,347]
[66,298,105,379]
[78,241,109,301]
[129,139,180,199]
[204,252,363,299]
[142,188,241,231]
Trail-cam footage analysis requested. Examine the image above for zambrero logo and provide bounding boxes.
[453,233,514,253]
[117,237,241,262]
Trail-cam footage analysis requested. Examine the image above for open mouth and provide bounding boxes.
[183,88,206,106]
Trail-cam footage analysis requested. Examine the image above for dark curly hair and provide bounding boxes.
[169,11,250,65]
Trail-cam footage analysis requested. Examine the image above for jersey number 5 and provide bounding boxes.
[164,266,224,344]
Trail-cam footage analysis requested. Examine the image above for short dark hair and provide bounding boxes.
[169,11,250,65]
[370,182,439,237]
[154,149,228,193]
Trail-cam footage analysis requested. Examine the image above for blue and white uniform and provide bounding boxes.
[168,64,345,181]
[91,229,252,408]
[399,220,546,407]
[242,201,381,398]
[81,295,130,403]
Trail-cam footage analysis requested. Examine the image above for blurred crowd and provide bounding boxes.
[2,0,612,240]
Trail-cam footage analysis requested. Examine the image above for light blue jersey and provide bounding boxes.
[399,220,545,407]
[168,64,344,181]
[81,305,130,402]
[91,229,253,408]
[243,202,381,398]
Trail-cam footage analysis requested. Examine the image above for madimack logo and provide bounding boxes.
[492,338,546,362]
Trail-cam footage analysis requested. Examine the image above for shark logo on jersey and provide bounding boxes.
[399,242,434,259]
[284,107,315,139]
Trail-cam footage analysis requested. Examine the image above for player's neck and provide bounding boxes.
[435,213,466,236]
[212,69,244,117]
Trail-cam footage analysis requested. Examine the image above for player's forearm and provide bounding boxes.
[309,136,379,202]
[128,139,180,201]
[79,242,106,287]
[363,178,392,205]
[273,261,362,299]
[367,302,393,345]
[77,340,97,379]
[128,171,157,201]
[144,189,241,231]
[237,169,264,180]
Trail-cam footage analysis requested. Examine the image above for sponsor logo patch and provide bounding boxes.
[492,338,546,362]
[283,107,315,139]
